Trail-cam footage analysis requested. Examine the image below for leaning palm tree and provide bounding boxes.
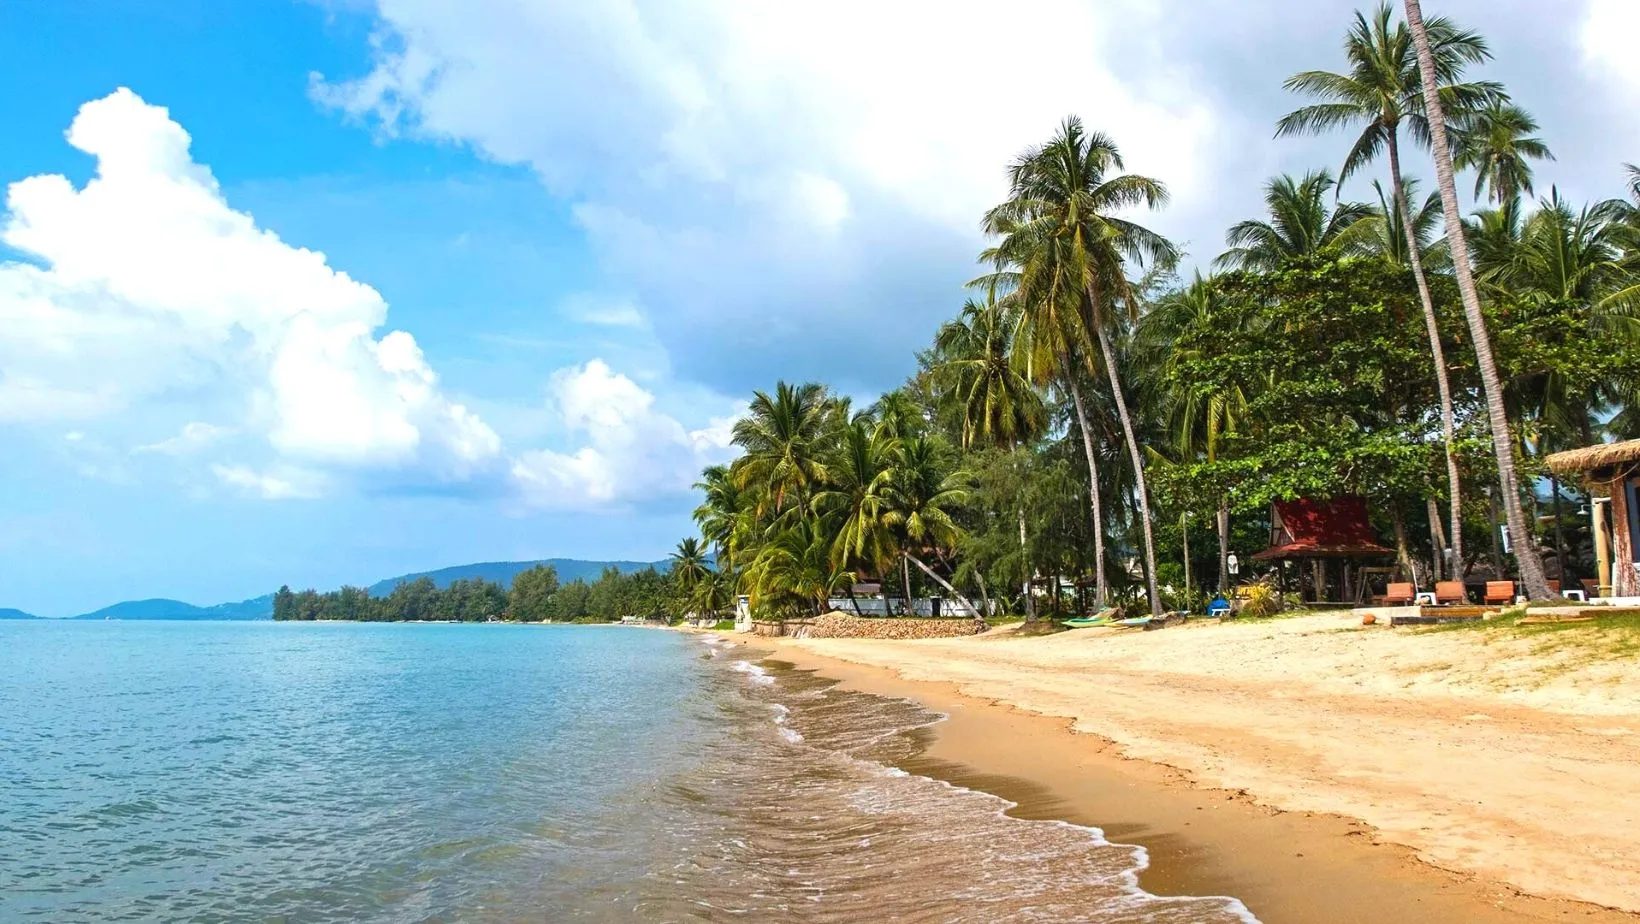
[882,435,984,628]
[1278,1,1498,579]
[1215,169,1374,270]
[1403,0,1552,599]
[1452,99,1554,205]
[693,465,751,580]
[982,117,1176,615]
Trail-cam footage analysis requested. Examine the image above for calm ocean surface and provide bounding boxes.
[1,621,1253,922]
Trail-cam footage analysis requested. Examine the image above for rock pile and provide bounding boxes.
[803,611,986,639]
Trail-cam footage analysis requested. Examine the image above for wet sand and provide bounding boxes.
[741,618,1640,924]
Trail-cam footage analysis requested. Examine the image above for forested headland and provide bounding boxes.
[271,563,685,623]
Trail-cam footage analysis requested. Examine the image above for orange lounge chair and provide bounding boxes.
[1547,579,1561,595]
[1583,578,1601,599]
[1434,581,1466,605]
[1484,581,1516,606]
[1381,582,1415,606]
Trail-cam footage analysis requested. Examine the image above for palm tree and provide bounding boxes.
[932,296,1045,617]
[812,418,897,612]
[669,537,711,599]
[693,465,751,580]
[1216,169,1374,270]
[1404,0,1552,599]
[1452,100,1554,205]
[982,117,1176,615]
[1279,1,1498,580]
[882,435,983,627]
[1365,175,1444,269]
[730,381,834,517]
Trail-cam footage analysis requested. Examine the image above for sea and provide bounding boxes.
[0,621,1254,922]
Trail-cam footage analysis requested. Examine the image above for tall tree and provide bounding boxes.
[1452,99,1554,205]
[1216,169,1374,270]
[983,117,1175,615]
[932,296,1046,617]
[1278,1,1497,579]
[1403,0,1552,599]
[730,382,834,517]
[669,537,711,602]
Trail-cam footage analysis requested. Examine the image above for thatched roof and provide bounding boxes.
[1544,439,1640,476]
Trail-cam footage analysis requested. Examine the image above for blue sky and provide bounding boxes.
[3,0,1638,616]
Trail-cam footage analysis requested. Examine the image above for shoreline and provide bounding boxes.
[737,627,1640,924]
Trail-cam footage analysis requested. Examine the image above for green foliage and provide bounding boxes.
[508,565,560,622]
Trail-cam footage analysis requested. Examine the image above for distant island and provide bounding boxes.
[273,562,677,623]
[0,607,38,620]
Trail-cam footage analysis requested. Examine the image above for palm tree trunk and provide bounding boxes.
[1392,501,1417,584]
[1092,322,1164,616]
[1388,134,1464,578]
[1066,373,1108,608]
[1405,0,1552,601]
[905,553,985,630]
[1181,512,1191,594]
[1426,496,1448,581]
[1018,505,1036,621]
[901,554,913,616]
[1217,500,1231,591]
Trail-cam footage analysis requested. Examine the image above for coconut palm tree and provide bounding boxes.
[882,435,983,627]
[669,537,711,598]
[982,117,1176,615]
[1403,0,1552,599]
[1452,99,1554,205]
[730,381,834,517]
[1216,169,1375,270]
[812,418,897,612]
[932,296,1046,617]
[1278,1,1498,580]
[1365,175,1445,269]
[693,465,751,580]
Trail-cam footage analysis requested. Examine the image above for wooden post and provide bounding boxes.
[1593,498,1612,597]
[1612,477,1639,597]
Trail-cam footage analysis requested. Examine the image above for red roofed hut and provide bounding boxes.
[1251,498,1394,604]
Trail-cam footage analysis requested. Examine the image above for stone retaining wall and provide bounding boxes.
[753,611,985,640]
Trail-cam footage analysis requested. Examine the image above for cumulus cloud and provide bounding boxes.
[316,0,1216,393]
[134,421,229,456]
[0,88,501,483]
[511,359,739,510]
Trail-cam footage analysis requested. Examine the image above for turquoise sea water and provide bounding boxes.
[1,621,1255,922]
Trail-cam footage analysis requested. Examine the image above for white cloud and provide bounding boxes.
[1580,0,1640,97]
[511,359,738,510]
[0,88,502,487]
[316,0,1216,392]
[135,421,229,456]
[211,463,323,501]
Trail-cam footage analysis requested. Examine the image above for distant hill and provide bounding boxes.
[366,559,665,597]
[0,608,37,620]
[73,596,274,621]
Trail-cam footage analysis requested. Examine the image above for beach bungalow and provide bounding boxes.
[1251,497,1395,605]
[1545,439,1640,598]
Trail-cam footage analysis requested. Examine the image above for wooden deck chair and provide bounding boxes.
[1484,581,1516,606]
[1434,581,1466,605]
[1381,582,1415,606]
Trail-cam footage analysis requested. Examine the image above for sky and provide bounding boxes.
[2,0,1638,616]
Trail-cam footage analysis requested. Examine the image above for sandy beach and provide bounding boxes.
[746,613,1640,923]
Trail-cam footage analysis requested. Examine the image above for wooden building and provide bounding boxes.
[1251,497,1395,604]
[1545,439,1640,598]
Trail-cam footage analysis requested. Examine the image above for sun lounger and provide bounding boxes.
[1434,581,1466,605]
[1484,581,1516,606]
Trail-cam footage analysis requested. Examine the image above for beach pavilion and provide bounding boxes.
[1251,497,1396,605]
[1545,439,1640,598]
